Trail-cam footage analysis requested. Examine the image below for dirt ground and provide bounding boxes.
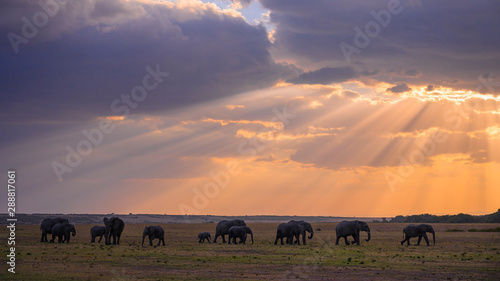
[1,223,499,280]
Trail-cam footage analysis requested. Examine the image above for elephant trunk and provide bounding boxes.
[308,230,313,239]
[366,231,371,242]
[250,231,254,244]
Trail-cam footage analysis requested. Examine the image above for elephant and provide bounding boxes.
[401,224,435,246]
[103,217,125,245]
[228,226,254,245]
[142,225,165,246]
[213,219,246,243]
[335,220,371,246]
[50,223,76,243]
[274,223,303,245]
[90,226,106,243]
[287,220,314,245]
[40,217,69,242]
[198,232,211,243]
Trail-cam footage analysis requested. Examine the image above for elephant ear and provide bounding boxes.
[355,221,363,230]
[103,217,108,224]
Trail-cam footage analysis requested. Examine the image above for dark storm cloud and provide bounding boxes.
[0,0,297,124]
[287,66,358,85]
[260,0,500,94]
[387,83,411,94]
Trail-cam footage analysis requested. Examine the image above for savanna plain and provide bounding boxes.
[1,223,499,280]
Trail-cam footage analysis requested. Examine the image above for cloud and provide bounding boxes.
[287,67,358,85]
[342,90,360,99]
[260,0,500,94]
[0,0,298,123]
[227,0,254,9]
[387,83,412,94]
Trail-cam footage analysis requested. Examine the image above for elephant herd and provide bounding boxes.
[40,217,436,247]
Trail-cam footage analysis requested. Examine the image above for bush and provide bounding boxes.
[446,229,465,232]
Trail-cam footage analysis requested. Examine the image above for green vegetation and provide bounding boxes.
[446,229,465,232]
[391,209,500,223]
[468,227,500,232]
[0,223,499,280]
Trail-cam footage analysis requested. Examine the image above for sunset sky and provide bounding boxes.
[1,0,499,217]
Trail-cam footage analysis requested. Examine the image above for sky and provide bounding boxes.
[1,0,499,217]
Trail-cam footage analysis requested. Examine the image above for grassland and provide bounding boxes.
[1,223,499,280]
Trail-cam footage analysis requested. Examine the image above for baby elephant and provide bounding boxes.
[228,226,254,245]
[142,225,165,246]
[90,226,106,243]
[51,223,76,243]
[198,232,211,243]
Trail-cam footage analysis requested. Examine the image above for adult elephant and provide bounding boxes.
[274,223,302,245]
[142,225,165,246]
[288,220,314,245]
[50,223,76,243]
[213,219,246,243]
[335,220,371,246]
[40,217,69,242]
[103,217,125,245]
[198,232,211,243]
[90,226,106,243]
[228,226,254,245]
[401,224,435,246]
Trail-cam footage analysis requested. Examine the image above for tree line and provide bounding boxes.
[390,209,500,223]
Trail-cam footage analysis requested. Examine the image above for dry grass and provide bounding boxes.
[1,223,499,280]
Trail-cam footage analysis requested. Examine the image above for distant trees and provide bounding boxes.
[390,209,500,223]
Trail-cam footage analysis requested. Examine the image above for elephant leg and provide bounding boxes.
[335,235,340,245]
[149,237,153,246]
[303,234,306,245]
[117,234,121,245]
[221,235,227,243]
[417,235,422,246]
[41,231,45,242]
[422,234,429,246]
[207,237,211,244]
[407,237,411,245]
[98,235,102,243]
[157,238,161,247]
[344,237,350,245]
[162,238,166,246]
[295,234,301,245]
[355,233,360,245]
